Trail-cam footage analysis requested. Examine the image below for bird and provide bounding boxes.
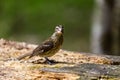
[16,25,64,64]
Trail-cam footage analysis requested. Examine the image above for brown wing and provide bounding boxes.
[29,40,54,58]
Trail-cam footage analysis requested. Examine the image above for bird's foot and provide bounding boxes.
[30,57,56,65]
[44,57,56,65]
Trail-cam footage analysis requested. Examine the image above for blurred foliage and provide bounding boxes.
[0,0,94,52]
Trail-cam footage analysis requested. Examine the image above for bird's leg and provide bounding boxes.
[44,57,56,65]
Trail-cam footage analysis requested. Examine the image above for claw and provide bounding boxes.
[44,57,56,65]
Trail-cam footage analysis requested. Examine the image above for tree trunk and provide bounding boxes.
[91,0,120,55]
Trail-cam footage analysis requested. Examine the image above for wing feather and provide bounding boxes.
[29,40,54,57]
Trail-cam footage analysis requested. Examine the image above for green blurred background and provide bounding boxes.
[0,0,94,52]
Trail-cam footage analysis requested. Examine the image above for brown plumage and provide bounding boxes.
[17,25,63,63]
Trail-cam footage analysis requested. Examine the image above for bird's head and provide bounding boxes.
[55,25,64,34]
[51,25,64,40]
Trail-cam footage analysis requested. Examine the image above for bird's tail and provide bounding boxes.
[17,52,32,60]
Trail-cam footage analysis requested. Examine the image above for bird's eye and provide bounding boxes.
[55,26,60,30]
[56,27,59,29]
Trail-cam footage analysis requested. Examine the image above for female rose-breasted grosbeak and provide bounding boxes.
[17,25,63,64]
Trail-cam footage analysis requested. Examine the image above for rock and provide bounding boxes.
[0,38,120,80]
